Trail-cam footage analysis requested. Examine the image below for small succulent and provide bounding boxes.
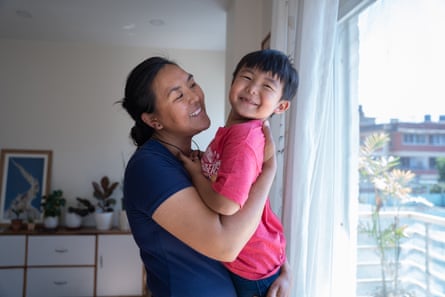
[11,208,24,220]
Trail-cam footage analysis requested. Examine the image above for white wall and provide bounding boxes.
[225,0,263,114]
[225,0,285,214]
[0,39,225,212]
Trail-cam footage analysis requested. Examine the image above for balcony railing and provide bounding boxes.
[357,209,445,297]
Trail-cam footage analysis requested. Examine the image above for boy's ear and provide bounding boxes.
[141,112,163,130]
[274,100,291,115]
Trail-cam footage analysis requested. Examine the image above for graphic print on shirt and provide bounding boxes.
[201,148,221,183]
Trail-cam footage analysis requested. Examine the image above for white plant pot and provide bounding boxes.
[43,216,59,229]
[94,212,114,230]
[65,212,82,229]
[119,210,130,231]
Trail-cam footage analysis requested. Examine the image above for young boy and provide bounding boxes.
[184,49,299,297]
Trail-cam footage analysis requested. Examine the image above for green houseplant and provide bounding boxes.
[10,208,24,231]
[358,133,432,297]
[66,197,95,229]
[93,176,118,212]
[92,176,118,230]
[6,197,26,231]
[67,197,95,217]
[41,189,66,229]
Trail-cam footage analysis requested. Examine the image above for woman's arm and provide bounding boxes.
[153,121,276,261]
[181,155,240,215]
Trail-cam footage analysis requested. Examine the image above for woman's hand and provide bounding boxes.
[262,120,277,169]
[266,261,292,297]
[263,121,285,296]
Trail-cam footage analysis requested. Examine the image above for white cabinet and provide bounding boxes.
[0,230,144,297]
[0,235,26,297]
[26,235,96,297]
[96,234,144,296]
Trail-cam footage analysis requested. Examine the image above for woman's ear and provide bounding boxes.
[274,100,291,115]
[141,113,163,130]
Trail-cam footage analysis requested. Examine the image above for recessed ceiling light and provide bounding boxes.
[16,9,32,19]
[149,19,165,26]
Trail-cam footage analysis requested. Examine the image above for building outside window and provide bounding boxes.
[337,0,445,296]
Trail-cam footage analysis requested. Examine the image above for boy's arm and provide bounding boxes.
[182,156,240,215]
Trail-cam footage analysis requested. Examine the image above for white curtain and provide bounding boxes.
[270,0,358,296]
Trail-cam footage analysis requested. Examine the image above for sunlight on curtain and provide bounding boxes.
[270,0,357,296]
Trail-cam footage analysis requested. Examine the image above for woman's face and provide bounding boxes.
[151,64,210,137]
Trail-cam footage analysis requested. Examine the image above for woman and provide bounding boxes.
[121,57,287,297]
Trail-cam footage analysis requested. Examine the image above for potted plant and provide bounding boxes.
[358,133,432,297]
[41,189,66,229]
[92,176,118,230]
[26,216,36,231]
[10,208,24,231]
[66,197,95,229]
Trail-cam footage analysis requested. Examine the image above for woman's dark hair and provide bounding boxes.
[121,57,177,147]
[232,49,299,101]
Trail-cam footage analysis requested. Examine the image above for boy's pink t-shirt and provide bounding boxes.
[201,120,286,280]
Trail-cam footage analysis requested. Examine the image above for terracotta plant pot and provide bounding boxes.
[27,222,36,231]
[10,219,23,231]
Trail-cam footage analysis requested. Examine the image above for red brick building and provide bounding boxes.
[360,106,445,188]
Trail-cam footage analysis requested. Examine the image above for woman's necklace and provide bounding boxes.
[153,137,190,156]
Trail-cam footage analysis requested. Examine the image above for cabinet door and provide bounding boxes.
[0,268,24,297]
[27,235,95,265]
[96,234,144,296]
[26,267,94,297]
[0,235,26,266]
[0,235,25,297]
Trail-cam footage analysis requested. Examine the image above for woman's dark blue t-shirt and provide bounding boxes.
[124,140,236,297]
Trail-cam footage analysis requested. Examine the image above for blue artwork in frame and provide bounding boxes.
[0,149,52,223]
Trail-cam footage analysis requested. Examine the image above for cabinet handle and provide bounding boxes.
[53,281,68,286]
[54,248,68,253]
[100,255,103,268]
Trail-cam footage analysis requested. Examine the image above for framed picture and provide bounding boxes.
[0,149,52,223]
[261,32,271,50]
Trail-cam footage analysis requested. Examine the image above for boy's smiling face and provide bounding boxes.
[228,66,290,123]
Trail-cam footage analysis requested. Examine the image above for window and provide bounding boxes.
[429,157,437,170]
[430,134,445,146]
[337,0,445,296]
[399,156,410,169]
[403,134,427,145]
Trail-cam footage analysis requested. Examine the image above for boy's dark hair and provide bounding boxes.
[232,49,299,101]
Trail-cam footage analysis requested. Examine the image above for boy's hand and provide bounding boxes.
[266,261,292,297]
[190,149,203,160]
[177,151,202,177]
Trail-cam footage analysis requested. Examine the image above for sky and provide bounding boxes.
[358,0,445,123]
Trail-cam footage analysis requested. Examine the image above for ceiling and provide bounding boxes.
[0,0,228,50]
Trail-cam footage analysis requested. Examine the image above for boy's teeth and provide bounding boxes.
[190,107,201,117]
